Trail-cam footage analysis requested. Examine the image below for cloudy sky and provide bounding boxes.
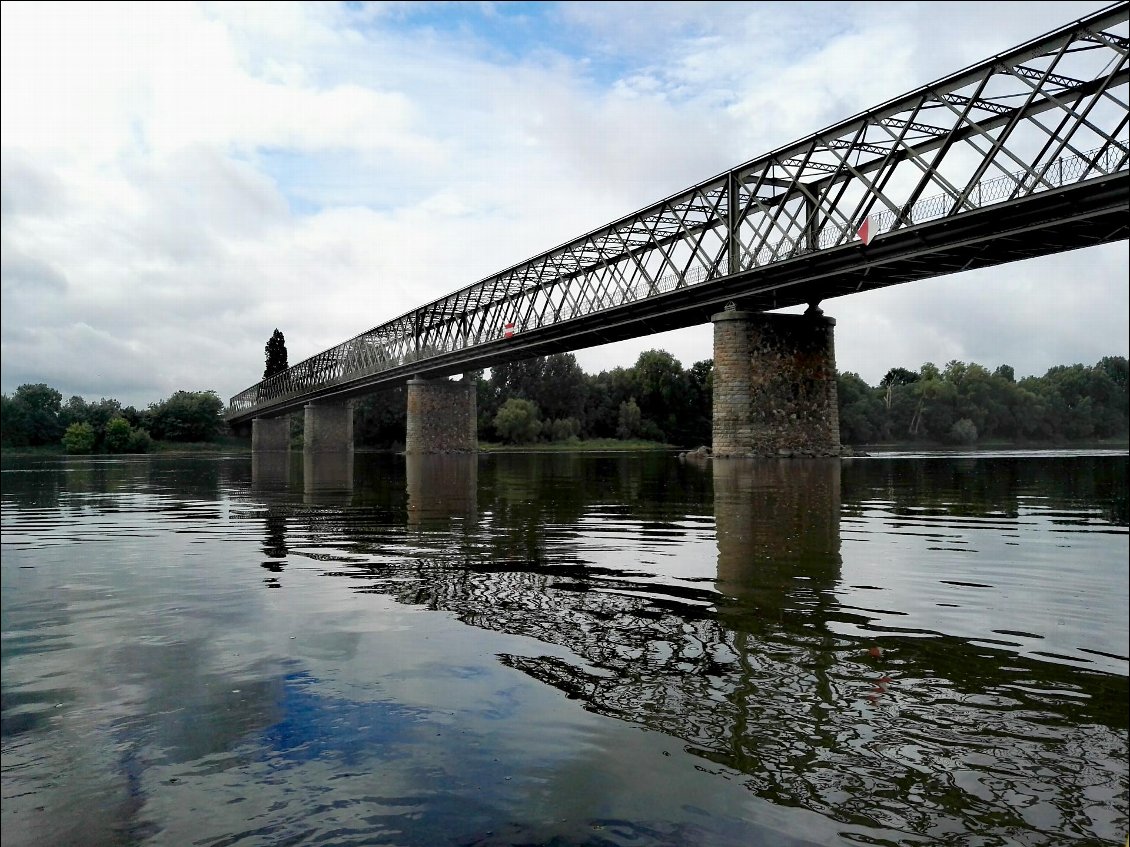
[2,1,1126,409]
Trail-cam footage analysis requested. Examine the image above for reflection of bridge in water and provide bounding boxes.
[241,452,1127,843]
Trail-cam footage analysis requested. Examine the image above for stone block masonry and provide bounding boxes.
[251,416,290,452]
[304,402,354,453]
[712,310,840,457]
[405,377,478,453]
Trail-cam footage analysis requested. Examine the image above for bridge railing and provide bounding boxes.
[494,142,1126,329]
[838,144,1126,251]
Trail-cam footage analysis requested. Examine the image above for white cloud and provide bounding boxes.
[1,0,1125,409]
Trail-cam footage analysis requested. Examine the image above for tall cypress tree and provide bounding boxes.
[264,329,289,379]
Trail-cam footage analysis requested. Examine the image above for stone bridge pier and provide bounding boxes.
[251,415,290,453]
[405,376,477,454]
[712,309,840,457]
[303,401,354,454]
[302,401,354,499]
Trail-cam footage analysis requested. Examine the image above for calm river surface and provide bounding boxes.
[2,450,1127,846]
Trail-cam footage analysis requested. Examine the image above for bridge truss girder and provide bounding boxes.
[229,3,1129,423]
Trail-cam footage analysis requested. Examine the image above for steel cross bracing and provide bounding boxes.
[229,3,1130,422]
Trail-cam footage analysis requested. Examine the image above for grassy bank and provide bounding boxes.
[148,436,251,454]
[7,436,1124,460]
[851,436,1129,453]
[478,438,676,453]
[2,435,252,458]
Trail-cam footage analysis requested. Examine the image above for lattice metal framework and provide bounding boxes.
[229,3,1129,420]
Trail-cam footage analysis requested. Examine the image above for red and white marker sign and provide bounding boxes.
[857,217,875,246]
[503,322,515,338]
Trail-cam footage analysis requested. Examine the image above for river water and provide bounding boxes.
[1,450,1127,846]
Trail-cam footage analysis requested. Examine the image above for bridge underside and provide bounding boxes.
[229,173,1126,426]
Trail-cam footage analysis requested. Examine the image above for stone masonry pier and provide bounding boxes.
[405,376,477,454]
[712,310,840,457]
[251,416,290,452]
[304,401,354,454]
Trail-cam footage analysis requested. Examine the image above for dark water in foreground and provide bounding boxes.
[1,450,1127,847]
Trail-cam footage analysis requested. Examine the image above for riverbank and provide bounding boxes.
[851,436,1129,454]
[478,438,675,453]
[1,436,252,458]
[5,435,1126,459]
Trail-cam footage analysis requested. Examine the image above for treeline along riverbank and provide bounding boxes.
[358,352,1129,449]
[2,352,1126,453]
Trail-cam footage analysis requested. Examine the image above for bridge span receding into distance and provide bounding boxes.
[231,2,1129,459]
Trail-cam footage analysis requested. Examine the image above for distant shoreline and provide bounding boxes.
[3,436,1127,460]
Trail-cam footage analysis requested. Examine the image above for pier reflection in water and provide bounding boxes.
[251,450,291,491]
[303,451,354,504]
[1,450,1125,846]
[714,458,841,611]
[406,453,478,528]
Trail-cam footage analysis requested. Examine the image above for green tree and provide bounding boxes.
[684,359,714,446]
[126,427,153,453]
[583,367,635,439]
[264,329,289,379]
[616,398,642,440]
[474,371,499,441]
[59,396,122,451]
[1090,357,1129,436]
[1029,365,1088,439]
[489,357,541,400]
[5,383,64,446]
[354,386,407,449]
[0,394,25,446]
[539,354,587,422]
[121,405,143,428]
[880,367,919,388]
[59,395,89,430]
[837,372,884,443]
[62,422,96,454]
[103,417,133,452]
[486,354,587,434]
[877,366,918,435]
[993,364,1015,383]
[631,350,685,442]
[547,417,581,442]
[1097,355,1128,394]
[486,358,541,440]
[907,366,956,439]
[942,359,968,385]
[145,391,224,442]
[949,417,978,445]
[917,378,958,439]
[493,398,541,444]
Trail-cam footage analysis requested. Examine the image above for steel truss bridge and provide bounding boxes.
[228,3,1129,424]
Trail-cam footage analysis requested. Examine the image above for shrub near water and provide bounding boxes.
[103,417,132,452]
[493,398,541,444]
[126,428,154,453]
[948,418,979,445]
[62,416,152,455]
[145,391,223,443]
[62,422,96,454]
